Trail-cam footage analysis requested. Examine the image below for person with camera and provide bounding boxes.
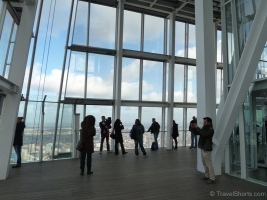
[113,119,128,155]
[192,117,215,184]
[189,116,197,149]
[147,118,160,147]
[99,116,112,154]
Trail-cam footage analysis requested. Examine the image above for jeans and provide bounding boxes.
[14,145,22,165]
[190,132,197,147]
[100,133,110,151]
[153,131,159,146]
[134,139,146,156]
[80,152,92,170]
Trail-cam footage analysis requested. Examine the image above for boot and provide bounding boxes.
[87,167,93,175]
[80,169,84,176]
[174,145,177,149]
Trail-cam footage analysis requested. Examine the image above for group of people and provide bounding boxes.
[12,114,216,184]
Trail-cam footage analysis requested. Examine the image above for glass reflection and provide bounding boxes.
[173,108,183,146]
[89,4,116,49]
[121,58,140,100]
[188,24,196,59]
[86,54,114,99]
[123,10,141,51]
[174,64,184,102]
[142,60,163,101]
[144,15,164,54]
[187,66,196,103]
[65,51,86,98]
[72,1,88,45]
[175,22,185,57]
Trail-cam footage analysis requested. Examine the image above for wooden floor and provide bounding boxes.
[1,147,266,200]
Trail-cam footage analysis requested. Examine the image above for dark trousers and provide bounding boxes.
[100,133,110,151]
[80,152,92,170]
[115,141,126,154]
[173,137,178,146]
[134,139,146,156]
[14,145,22,165]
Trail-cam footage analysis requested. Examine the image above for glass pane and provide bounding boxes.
[216,69,222,104]
[217,30,222,62]
[142,60,163,101]
[256,61,267,80]
[0,11,12,76]
[89,4,116,49]
[144,15,164,54]
[86,54,114,99]
[229,119,240,176]
[188,24,196,59]
[65,51,86,98]
[174,64,184,102]
[7,43,14,64]
[86,105,112,151]
[55,104,73,157]
[121,58,140,100]
[123,10,141,51]
[23,102,42,162]
[175,22,185,57]
[187,65,197,103]
[226,3,235,84]
[11,23,17,42]
[187,108,197,147]
[72,1,88,45]
[4,64,9,79]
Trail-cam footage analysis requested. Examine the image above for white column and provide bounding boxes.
[166,12,175,150]
[195,0,216,172]
[114,0,124,120]
[213,0,267,175]
[0,1,37,180]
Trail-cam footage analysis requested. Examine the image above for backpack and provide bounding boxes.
[151,142,158,151]
[130,125,136,139]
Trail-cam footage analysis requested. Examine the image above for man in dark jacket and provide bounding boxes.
[189,116,197,149]
[147,118,160,147]
[99,116,111,154]
[192,117,215,184]
[12,117,26,168]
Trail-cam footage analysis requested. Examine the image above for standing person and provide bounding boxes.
[12,117,26,168]
[99,116,111,154]
[147,118,160,147]
[172,120,179,149]
[134,119,147,157]
[189,116,197,149]
[113,119,128,155]
[192,117,216,184]
[80,115,96,176]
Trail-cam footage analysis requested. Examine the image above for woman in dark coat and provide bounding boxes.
[113,119,127,155]
[133,119,147,157]
[172,120,179,149]
[12,117,26,168]
[80,115,96,175]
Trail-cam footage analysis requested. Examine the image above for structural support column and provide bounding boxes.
[213,0,267,175]
[166,12,175,150]
[114,0,124,121]
[0,1,37,180]
[195,0,216,172]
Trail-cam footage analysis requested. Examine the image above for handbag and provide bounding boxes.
[75,139,84,151]
[110,131,115,139]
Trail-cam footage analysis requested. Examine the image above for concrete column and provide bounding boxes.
[195,0,216,172]
[114,0,124,120]
[213,0,267,175]
[166,12,175,150]
[0,1,37,180]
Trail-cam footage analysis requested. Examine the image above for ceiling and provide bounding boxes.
[5,0,222,27]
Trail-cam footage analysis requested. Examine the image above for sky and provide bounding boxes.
[4,0,223,129]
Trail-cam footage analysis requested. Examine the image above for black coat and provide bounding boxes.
[114,125,124,143]
[13,122,26,146]
[172,122,179,138]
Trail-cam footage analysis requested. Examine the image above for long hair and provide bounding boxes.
[85,115,95,126]
[135,119,141,126]
[114,119,121,129]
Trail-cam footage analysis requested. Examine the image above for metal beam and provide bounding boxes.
[0,76,18,94]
